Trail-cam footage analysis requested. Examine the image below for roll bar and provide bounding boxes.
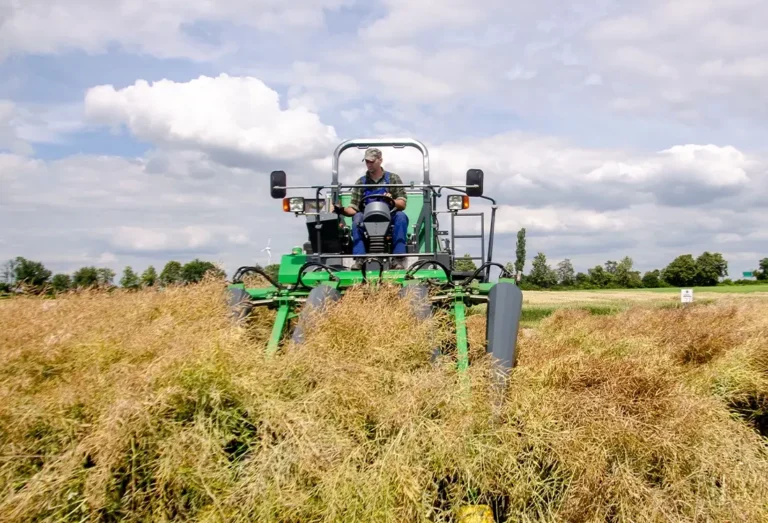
[331,138,430,185]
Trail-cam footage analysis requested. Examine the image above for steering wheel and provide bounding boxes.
[361,193,396,209]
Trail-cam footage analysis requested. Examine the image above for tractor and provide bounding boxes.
[227,138,523,377]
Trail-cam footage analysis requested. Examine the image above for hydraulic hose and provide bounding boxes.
[458,262,514,288]
[359,258,384,284]
[292,262,340,291]
[231,266,284,290]
[404,259,454,288]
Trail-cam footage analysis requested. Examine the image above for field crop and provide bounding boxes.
[1,282,767,521]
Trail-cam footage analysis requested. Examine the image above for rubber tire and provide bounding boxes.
[291,286,342,344]
[399,284,440,362]
[485,282,523,375]
[228,287,253,323]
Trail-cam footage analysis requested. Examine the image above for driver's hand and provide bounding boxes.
[384,192,392,198]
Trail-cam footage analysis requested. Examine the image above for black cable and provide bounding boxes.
[458,262,513,287]
[359,258,384,284]
[404,259,454,287]
[292,262,340,291]
[231,266,284,290]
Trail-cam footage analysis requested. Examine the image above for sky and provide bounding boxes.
[1,0,767,280]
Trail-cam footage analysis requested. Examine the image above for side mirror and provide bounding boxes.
[270,170,287,199]
[466,169,483,197]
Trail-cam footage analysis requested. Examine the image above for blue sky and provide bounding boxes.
[2,0,767,280]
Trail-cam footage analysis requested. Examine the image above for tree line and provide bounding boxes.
[2,230,767,296]
[454,228,768,290]
[0,257,228,295]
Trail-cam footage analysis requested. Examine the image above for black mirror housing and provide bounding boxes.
[466,169,484,197]
[270,170,287,199]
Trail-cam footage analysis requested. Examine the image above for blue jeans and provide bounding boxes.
[352,210,409,255]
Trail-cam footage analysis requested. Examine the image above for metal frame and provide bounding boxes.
[451,211,485,266]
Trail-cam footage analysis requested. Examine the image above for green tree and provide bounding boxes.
[181,259,226,284]
[12,256,52,291]
[515,228,526,275]
[120,266,140,290]
[694,252,728,286]
[756,258,768,281]
[528,252,557,288]
[604,260,618,275]
[455,254,477,272]
[1,259,18,288]
[141,266,158,287]
[615,256,642,288]
[662,254,697,287]
[588,265,614,288]
[97,268,116,288]
[575,272,590,286]
[642,270,662,288]
[73,267,99,288]
[556,258,575,286]
[50,274,72,293]
[160,261,183,286]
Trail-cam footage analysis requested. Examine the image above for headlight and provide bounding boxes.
[447,195,469,210]
[283,197,305,213]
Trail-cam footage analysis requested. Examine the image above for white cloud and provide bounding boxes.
[657,144,750,187]
[493,206,630,235]
[505,66,538,81]
[84,74,338,165]
[585,0,768,122]
[359,0,500,41]
[111,226,214,252]
[0,0,353,62]
[0,101,32,155]
[0,150,292,275]
[416,135,757,209]
[584,73,602,85]
[97,252,117,264]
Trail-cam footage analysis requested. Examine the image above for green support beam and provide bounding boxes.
[454,298,469,373]
[267,302,291,355]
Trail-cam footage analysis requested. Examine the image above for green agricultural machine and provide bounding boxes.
[227,138,523,376]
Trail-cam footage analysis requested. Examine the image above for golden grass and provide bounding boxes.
[1,281,767,521]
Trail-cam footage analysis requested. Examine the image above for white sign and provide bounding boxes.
[680,289,694,303]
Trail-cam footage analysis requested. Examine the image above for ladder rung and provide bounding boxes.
[454,234,482,239]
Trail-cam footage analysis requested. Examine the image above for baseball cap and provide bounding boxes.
[363,148,382,162]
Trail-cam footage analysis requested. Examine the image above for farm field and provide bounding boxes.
[566,284,768,294]
[1,282,767,521]
[514,287,768,327]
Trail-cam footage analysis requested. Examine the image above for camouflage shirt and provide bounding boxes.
[348,171,407,212]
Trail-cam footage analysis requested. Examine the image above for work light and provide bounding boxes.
[283,197,305,213]
[447,195,469,210]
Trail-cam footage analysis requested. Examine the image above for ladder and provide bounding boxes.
[450,212,485,268]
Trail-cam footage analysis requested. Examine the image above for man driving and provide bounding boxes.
[334,147,409,269]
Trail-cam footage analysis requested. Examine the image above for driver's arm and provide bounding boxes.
[335,182,362,216]
[390,173,407,211]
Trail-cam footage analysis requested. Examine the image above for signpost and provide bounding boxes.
[680,288,693,305]
[743,271,753,278]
